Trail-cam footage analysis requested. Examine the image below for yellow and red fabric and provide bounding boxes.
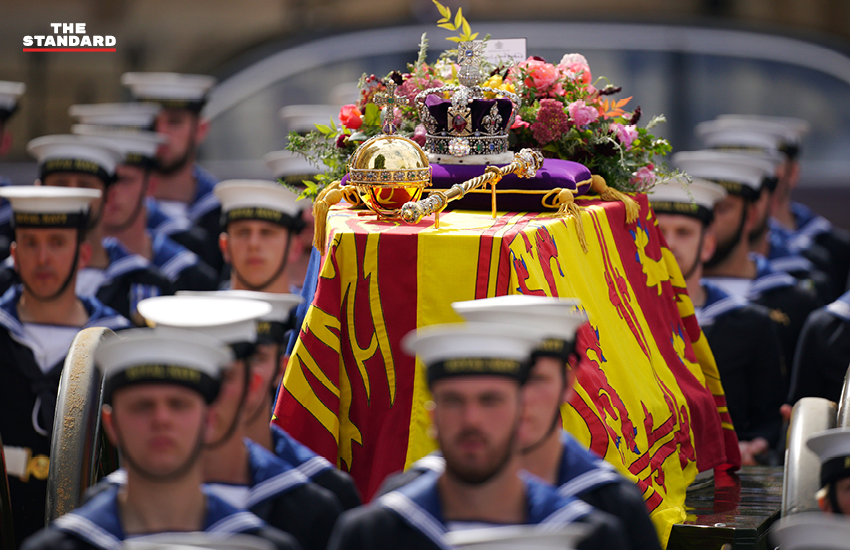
[273,195,740,547]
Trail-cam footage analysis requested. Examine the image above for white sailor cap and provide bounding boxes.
[72,125,165,166]
[403,322,552,386]
[97,327,233,405]
[124,532,276,550]
[176,289,304,344]
[807,428,850,487]
[137,295,272,358]
[695,118,785,153]
[0,186,100,229]
[27,134,124,183]
[452,295,585,361]
[0,80,25,121]
[447,524,587,550]
[68,102,161,128]
[279,105,340,134]
[121,72,216,112]
[214,179,305,230]
[648,177,727,224]
[672,150,772,200]
[263,150,321,180]
[770,512,850,550]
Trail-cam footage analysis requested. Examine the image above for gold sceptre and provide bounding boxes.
[400,149,544,227]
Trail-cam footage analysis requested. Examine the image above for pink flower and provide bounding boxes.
[611,123,639,150]
[521,57,559,91]
[338,104,363,130]
[511,113,530,129]
[557,53,592,85]
[398,76,444,105]
[630,164,656,187]
[567,100,599,127]
[530,99,570,144]
[412,124,427,146]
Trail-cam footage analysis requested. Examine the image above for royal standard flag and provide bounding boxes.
[274,195,740,547]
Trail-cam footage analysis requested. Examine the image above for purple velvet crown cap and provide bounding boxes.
[424,95,513,135]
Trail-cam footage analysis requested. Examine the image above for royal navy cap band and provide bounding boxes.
[13,211,87,229]
[224,206,300,230]
[138,96,206,113]
[821,455,850,488]
[704,178,761,202]
[256,320,287,345]
[39,158,115,184]
[104,363,221,405]
[427,357,528,386]
[650,201,713,225]
[531,337,577,363]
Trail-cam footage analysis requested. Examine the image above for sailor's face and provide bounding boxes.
[710,194,746,252]
[206,359,245,445]
[103,164,148,231]
[657,214,704,277]
[109,384,208,477]
[12,227,79,298]
[431,376,521,484]
[154,109,197,171]
[224,220,290,288]
[519,357,567,449]
[41,172,106,214]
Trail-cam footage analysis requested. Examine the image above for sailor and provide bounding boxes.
[329,322,630,550]
[786,289,850,405]
[121,72,224,275]
[673,150,821,386]
[72,120,219,292]
[0,186,130,546]
[23,134,175,323]
[0,80,25,260]
[21,327,300,550]
[214,179,306,293]
[649,177,785,464]
[696,117,837,302]
[177,289,362,510]
[806,428,850,516]
[137,295,343,550]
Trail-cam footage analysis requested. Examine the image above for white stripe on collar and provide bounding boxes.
[696,295,749,326]
[188,192,220,221]
[827,300,850,322]
[54,513,122,550]
[769,255,813,274]
[104,251,152,279]
[206,510,265,534]
[159,249,198,280]
[557,468,622,498]
[246,468,308,509]
[379,491,451,550]
[296,455,332,478]
[412,454,446,474]
[539,499,592,528]
[749,272,797,299]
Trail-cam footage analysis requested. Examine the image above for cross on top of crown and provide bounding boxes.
[456,41,485,87]
[373,79,409,134]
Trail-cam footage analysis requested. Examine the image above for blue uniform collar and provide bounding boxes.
[103,237,156,280]
[827,290,850,322]
[377,469,592,550]
[270,424,333,478]
[245,439,308,508]
[150,231,199,281]
[0,285,129,343]
[189,164,220,221]
[556,431,621,498]
[53,483,266,550]
[750,254,798,299]
[696,280,749,326]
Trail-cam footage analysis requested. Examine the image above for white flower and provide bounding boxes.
[559,53,589,66]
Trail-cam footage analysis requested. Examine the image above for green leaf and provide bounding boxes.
[542,143,559,152]
[363,102,380,126]
[437,17,449,24]
[433,0,451,19]
[438,22,456,31]
[315,124,332,135]
[468,32,478,40]
[454,7,463,29]
[461,19,471,39]
[447,36,461,43]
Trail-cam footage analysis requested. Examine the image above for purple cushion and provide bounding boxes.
[340,158,592,212]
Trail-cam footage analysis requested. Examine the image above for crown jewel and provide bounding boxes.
[414,42,520,164]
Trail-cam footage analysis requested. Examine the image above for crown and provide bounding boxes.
[414,42,520,165]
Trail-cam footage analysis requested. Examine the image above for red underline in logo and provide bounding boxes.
[22,48,116,52]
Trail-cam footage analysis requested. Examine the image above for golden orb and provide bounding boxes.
[347,134,432,217]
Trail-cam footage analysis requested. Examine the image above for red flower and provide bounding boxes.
[338,104,363,130]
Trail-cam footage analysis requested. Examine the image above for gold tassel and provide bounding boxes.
[541,188,588,254]
[590,174,639,225]
[313,180,345,255]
